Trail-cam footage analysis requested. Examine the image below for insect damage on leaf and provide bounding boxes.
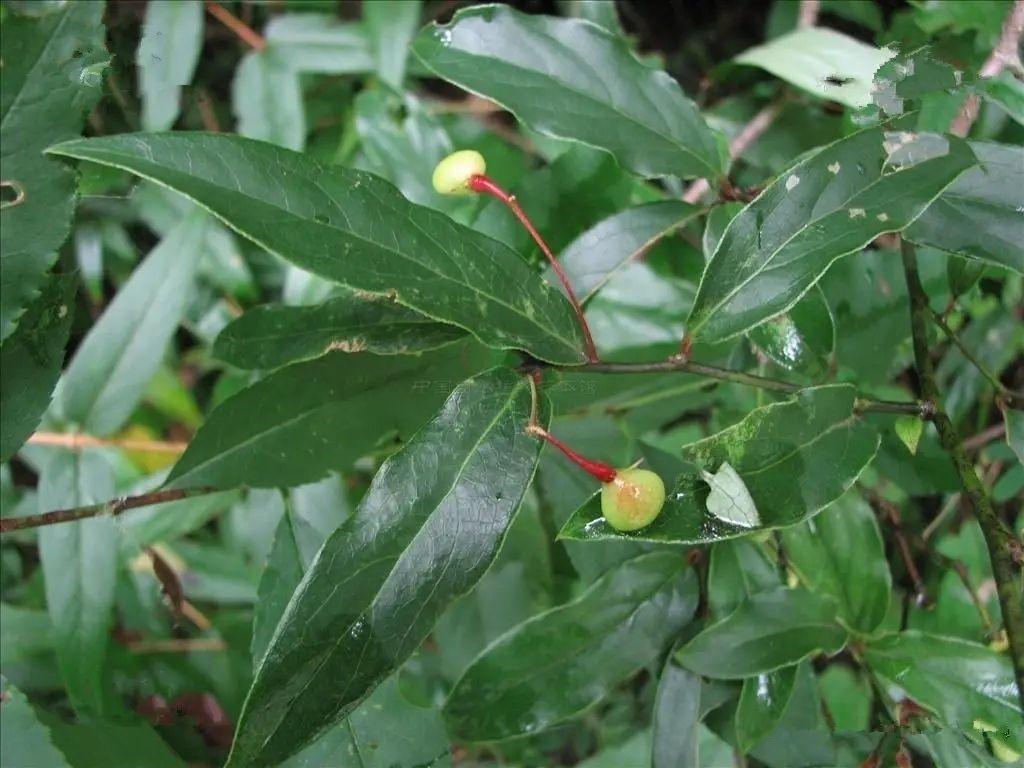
[700,461,760,528]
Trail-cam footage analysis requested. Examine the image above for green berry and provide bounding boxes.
[432,150,486,195]
[600,468,666,532]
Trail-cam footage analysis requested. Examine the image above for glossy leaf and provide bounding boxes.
[251,476,351,666]
[233,50,305,151]
[0,677,72,768]
[560,385,879,543]
[905,141,1024,274]
[735,665,798,753]
[866,631,1023,752]
[0,273,75,461]
[552,200,702,304]
[215,292,465,370]
[895,414,924,455]
[265,14,373,74]
[59,211,207,436]
[979,71,1024,126]
[49,133,587,364]
[227,368,544,766]
[364,0,421,87]
[707,538,780,619]
[38,450,119,716]
[282,677,452,768]
[676,587,847,679]
[687,128,976,342]
[444,553,698,741]
[0,1,107,341]
[748,287,835,380]
[413,5,726,180]
[137,0,203,131]
[167,342,489,490]
[782,492,891,634]
[736,27,895,108]
[652,661,702,768]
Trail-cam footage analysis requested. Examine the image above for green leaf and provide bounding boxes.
[782,492,891,634]
[552,200,703,304]
[264,15,373,74]
[905,142,1024,274]
[0,0,107,341]
[47,721,186,768]
[676,587,847,679]
[233,50,305,151]
[353,90,458,212]
[866,631,1023,753]
[708,538,780,619]
[947,254,985,298]
[215,292,465,370]
[0,604,54,665]
[364,0,421,87]
[736,27,895,109]
[59,211,207,436]
[38,450,119,716]
[687,128,976,343]
[137,0,204,131]
[979,71,1024,126]
[252,476,351,666]
[167,342,489,490]
[0,676,72,768]
[413,5,726,180]
[895,414,924,454]
[872,48,963,118]
[1005,408,1024,464]
[735,665,798,753]
[652,661,702,768]
[748,287,835,380]
[559,385,879,543]
[817,664,871,731]
[227,367,544,766]
[48,133,587,364]
[281,677,452,768]
[443,553,697,741]
[0,273,75,461]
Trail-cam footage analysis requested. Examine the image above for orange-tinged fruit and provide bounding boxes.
[432,150,486,195]
[600,468,666,532]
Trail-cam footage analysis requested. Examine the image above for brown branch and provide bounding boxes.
[682,100,785,204]
[28,431,188,454]
[205,1,266,52]
[0,487,218,534]
[798,0,821,28]
[950,0,1024,136]
[901,239,1024,714]
[964,423,1007,452]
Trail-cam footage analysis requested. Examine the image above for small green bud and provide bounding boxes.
[601,468,666,532]
[432,150,486,195]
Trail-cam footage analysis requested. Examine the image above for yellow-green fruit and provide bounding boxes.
[601,468,666,532]
[432,150,486,195]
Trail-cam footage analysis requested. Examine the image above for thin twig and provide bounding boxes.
[28,431,188,454]
[682,100,785,204]
[901,239,1024,714]
[205,1,267,52]
[950,0,1024,136]
[127,638,227,654]
[964,423,1008,452]
[798,0,821,28]
[551,359,930,417]
[930,309,1023,405]
[922,493,961,541]
[0,488,218,533]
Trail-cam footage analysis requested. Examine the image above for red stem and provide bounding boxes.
[469,174,599,363]
[531,428,617,483]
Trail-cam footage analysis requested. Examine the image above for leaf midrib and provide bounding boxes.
[252,375,527,755]
[417,20,719,178]
[50,143,583,362]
